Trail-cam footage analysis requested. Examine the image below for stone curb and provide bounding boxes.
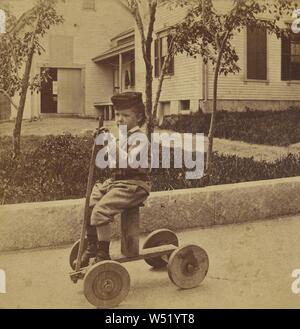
[1,177,300,251]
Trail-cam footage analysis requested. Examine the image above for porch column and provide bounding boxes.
[119,53,122,93]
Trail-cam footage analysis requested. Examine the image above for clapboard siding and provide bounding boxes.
[136,0,300,114]
[135,2,203,107]
[206,0,300,102]
[208,29,300,101]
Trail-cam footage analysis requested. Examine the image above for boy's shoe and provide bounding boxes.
[73,240,98,268]
[94,249,111,263]
[92,240,111,264]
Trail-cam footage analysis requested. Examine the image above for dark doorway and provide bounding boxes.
[41,68,58,113]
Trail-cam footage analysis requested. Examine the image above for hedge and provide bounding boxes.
[1,134,300,205]
[160,108,300,146]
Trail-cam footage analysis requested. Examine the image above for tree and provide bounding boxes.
[152,32,176,122]
[174,0,297,179]
[126,0,176,137]
[0,0,63,157]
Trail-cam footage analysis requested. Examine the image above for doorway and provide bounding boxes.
[40,67,83,115]
[41,68,58,113]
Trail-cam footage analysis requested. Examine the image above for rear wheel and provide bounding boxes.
[168,244,209,289]
[143,229,179,268]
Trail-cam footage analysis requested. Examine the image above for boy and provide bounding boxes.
[78,92,151,267]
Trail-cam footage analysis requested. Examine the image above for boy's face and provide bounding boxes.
[115,108,141,131]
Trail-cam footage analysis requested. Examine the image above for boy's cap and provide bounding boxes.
[111,92,143,110]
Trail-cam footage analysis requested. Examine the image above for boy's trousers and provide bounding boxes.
[86,178,149,238]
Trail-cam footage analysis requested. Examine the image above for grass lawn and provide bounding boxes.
[1,117,299,162]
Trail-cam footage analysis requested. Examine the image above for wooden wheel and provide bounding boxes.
[143,229,179,268]
[69,239,87,270]
[83,261,130,308]
[168,245,209,289]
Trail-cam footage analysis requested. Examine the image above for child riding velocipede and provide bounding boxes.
[69,91,209,308]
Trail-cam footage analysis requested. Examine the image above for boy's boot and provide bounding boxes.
[94,241,111,263]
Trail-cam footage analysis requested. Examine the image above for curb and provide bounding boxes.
[0,177,300,251]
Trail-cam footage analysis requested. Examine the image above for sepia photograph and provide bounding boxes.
[1,0,300,314]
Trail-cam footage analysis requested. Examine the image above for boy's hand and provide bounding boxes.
[93,127,109,138]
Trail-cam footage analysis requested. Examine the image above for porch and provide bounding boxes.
[92,28,135,121]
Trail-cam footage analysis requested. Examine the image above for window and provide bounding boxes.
[154,35,174,77]
[82,0,95,10]
[282,31,300,80]
[247,26,267,80]
[180,100,190,111]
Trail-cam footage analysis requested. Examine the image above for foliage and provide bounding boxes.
[172,0,298,176]
[1,134,300,204]
[0,0,63,103]
[160,107,300,146]
[0,0,63,156]
[174,0,297,71]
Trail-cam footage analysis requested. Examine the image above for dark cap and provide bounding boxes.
[111,92,144,111]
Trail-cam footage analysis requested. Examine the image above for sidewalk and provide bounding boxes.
[1,214,300,309]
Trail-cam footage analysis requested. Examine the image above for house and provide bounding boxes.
[93,0,300,125]
[144,0,300,124]
[0,0,133,120]
[1,0,300,123]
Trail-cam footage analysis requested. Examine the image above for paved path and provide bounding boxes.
[1,215,300,309]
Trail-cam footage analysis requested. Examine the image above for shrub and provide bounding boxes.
[1,135,300,205]
[160,108,300,146]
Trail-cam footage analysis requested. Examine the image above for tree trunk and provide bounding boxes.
[145,61,153,140]
[205,50,223,178]
[153,48,173,123]
[12,48,34,158]
[153,71,165,124]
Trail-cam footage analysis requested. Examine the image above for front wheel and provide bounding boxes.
[83,261,131,308]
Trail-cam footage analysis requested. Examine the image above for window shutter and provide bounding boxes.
[247,26,267,80]
[290,33,300,80]
[256,27,267,80]
[281,32,291,81]
[167,35,174,75]
[154,39,159,77]
[159,38,164,74]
